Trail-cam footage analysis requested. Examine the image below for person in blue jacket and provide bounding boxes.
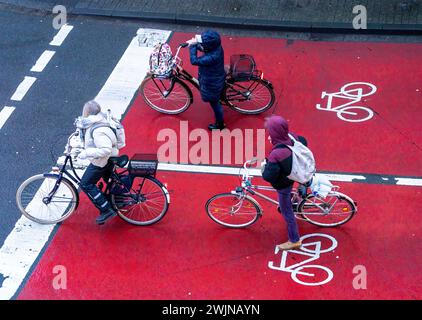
[188,30,226,130]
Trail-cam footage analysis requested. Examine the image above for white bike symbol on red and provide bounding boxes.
[316,82,377,123]
[268,233,338,286]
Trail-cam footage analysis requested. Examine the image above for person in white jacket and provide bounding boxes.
[76,100,119,225]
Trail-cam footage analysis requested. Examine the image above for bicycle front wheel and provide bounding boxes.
[140,76,192,114]
[224,78,275,115]
[205,193,261,228]
[111,176,169,226]
[16,174,78,224]
[298,192,356,227]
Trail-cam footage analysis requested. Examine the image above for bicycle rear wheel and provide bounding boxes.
[223,78,275,114]
[111,176,169,226]
[140,76,192,114]
[205,193,261,228]
[16,174,78,224]
[298,192,356,227]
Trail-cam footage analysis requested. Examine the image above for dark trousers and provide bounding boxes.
[277,185,301,243]
[80,162,114,213]
[209,100,224,122]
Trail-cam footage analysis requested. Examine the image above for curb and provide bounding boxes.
[1,0,422,35]
[72,7,422,35]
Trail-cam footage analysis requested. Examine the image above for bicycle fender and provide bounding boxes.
[262,79,273,89]
[331,191,358,213]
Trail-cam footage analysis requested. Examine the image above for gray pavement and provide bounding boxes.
[0,0,422,34]
[0,10,140,248]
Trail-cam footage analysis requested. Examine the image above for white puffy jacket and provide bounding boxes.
[82,114,119,168]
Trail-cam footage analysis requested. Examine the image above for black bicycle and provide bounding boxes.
[140,43,275,115]
[16,130,170,226]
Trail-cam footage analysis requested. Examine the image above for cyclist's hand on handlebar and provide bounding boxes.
[186,38,197,47]
[77,149,88,160]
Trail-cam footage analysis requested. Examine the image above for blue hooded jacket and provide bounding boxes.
[189,30,225,102]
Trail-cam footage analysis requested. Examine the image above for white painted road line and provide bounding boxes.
[49,24,73,46]
[0,28,172,300]
[95,28,172,119]
[395,178,422,187]
[30,50,56,72]
[157,163,422,187]
[10,76,37,101]
[0,107,15,130]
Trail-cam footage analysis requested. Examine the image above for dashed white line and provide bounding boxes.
[30,50,56,72]
[49,24,73,46]
[10,76,37,101]
[0,106,15,130]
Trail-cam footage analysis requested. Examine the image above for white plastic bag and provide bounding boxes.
[310,174,333,198]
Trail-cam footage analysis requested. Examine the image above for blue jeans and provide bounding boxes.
[277,186,301,243]
[80,162,114,213]
[210,100,224,122]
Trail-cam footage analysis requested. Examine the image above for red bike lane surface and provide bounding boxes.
[127,32,422,176]
[18,33,422,299]
[18,173,421,299]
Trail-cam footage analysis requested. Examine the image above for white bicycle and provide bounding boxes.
[316,82,377,123]
[268,233,338,286]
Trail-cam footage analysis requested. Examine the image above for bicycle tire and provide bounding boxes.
[223,77,275,115]
[111,176,169,226]
[298,192,356,227]
[140,76,192,114]
[205,193,261,228]
[16,174,78,224]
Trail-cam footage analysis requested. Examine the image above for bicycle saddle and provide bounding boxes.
[109,155,129,168]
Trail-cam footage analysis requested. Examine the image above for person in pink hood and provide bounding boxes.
[262,116,308,251]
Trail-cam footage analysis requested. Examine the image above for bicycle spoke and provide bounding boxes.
[112,176,168,226]
[17,175,77,224]
[206,194,260,228]
[141,77,191,114]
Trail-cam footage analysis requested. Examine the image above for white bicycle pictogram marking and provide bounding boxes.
[316,82,377,123]
[268,233,338,286]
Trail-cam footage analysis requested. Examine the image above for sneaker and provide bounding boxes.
[96,208,117,225]
[277,241,302,251]
[208,121,226,131]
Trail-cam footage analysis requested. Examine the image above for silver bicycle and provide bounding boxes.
[205,159,357,228]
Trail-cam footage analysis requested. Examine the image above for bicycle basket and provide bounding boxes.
[229,54,258,81]
[128,154,158,177]
[149,43,173,77]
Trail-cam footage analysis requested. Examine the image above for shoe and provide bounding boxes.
[208,121,226,131]
[277,241,302,251]
[96,208,117,225]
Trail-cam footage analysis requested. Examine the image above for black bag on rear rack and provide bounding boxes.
[128,154,158,177]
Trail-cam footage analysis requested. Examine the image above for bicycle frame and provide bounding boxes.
[233,159,344,218]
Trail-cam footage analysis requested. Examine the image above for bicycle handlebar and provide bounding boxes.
[65,130,81,156]
[244,158,258,169]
